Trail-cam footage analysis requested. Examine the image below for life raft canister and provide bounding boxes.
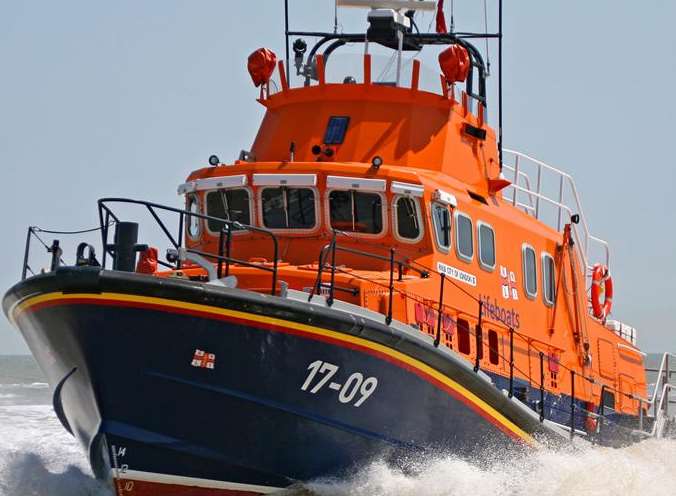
[590,263,613,320]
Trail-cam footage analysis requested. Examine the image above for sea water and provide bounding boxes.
[1,355,675,496]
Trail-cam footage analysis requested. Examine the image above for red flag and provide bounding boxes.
[436,0,447,34]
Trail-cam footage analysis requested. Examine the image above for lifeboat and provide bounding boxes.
[2,1,656,495]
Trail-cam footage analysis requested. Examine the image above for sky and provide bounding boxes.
[0,1,674,354]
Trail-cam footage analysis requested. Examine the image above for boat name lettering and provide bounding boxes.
[436,262,477,287]
[300,360,378,407]
[479,295,521,329]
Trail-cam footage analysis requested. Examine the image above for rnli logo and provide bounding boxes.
[499,265,518,300]
[191,349,216,369]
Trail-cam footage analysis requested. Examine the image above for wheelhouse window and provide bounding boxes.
[394,196,422,241]
[432,203,451,252]
[261,187,316,229]
[478,222,496,271]
[522,244,537,298]
[205,189,251,232]
[455,212,474,262]
[542,253,556,306]
[329,190,383,234]
[186,194,200,239]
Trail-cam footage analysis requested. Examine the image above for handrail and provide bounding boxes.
[308,232,429,304]
[97,197,280,295]
[646,352,676,414]
[502,149,611,274]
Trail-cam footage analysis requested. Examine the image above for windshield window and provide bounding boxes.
[205,189,251,232]
[329,190,383,234]
[261,187,316,229]
[186,194,200,239]
[395,196,421,240]
[432,203,451,251]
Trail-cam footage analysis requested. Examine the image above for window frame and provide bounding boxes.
[454,211,474,263]
[204,187,254,236]
[477,221,496,272]
[185,193,201,240]
[541,252,556,307]
[392,194,424,244]
[431,202,452,253]
[258,186,320,233]
[522,243,538,300]
[324,188,387,238]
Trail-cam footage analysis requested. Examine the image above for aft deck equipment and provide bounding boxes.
[4,2,673,495]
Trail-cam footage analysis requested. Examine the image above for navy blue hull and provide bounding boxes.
[4,268,559,494]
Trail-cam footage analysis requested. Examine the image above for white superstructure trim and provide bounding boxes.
[432,189,457,207]
[390,181,424,197]
[113,469,282,494]
[253,173,317,187]
[178,175,248,194]
[326,176,386,192]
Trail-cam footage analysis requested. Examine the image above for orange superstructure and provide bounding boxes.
[177,50,646,421]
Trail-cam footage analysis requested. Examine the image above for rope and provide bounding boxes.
[32,223,110,235]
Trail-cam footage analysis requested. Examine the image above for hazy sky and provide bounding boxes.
[1,1,674,354]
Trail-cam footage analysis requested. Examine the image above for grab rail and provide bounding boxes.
[97,198,280,295]
[502,149,611,274]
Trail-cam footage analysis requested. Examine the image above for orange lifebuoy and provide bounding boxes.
[591,264,613,320]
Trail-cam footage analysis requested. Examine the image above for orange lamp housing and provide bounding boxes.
[438,45,470,84]
[247,48,277,87]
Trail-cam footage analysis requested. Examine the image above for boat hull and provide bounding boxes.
[3,268,558,495]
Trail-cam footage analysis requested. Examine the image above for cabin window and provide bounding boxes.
[488,330,499,365]
[205,189,251,233]
[432,203,451,252]
[478,222,496,271]
[329,190,383,234]
[186,194,200,239]
[457,319,471,355]
[394,196,422,241]
[522,244,537,299]
[261,187,316,229]
[542,253,556,306]
[455,212,474,262]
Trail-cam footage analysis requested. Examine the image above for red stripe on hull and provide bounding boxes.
[114,478,264,496]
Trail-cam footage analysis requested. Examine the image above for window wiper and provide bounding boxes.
[281,187,290,228]
[219,189,231,224]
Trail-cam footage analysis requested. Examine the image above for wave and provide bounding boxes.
[0,452,112,496]
[0,383,49,390]
[302,438,676,496]
[2,404,675,496]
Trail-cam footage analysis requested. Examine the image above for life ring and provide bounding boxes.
[591,264,613,320]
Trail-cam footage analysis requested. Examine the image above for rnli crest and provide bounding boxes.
[191,349,216,369]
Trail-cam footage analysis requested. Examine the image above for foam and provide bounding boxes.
[2,404,675,496]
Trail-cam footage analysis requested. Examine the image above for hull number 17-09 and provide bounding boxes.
[300,360,378,407]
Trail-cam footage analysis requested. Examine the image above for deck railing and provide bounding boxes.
[502,149,611,275]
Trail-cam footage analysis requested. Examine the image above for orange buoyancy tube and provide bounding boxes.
[591,264,613,320]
